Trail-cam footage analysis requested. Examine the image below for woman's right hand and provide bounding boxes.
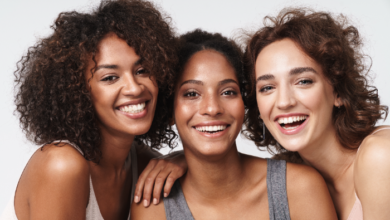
[134,151,187,207]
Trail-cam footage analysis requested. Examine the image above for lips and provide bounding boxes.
[275,114,309,135]
[118,102,146,114]
[117,100,149,119]
[193,122,230,137]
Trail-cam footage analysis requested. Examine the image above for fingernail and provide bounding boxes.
[134,196,139,203]
[143,199,149,207]
[164,193,168,197]
[153,198,158,205]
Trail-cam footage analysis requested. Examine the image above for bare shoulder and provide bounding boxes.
[286,162,337,219]
[28,143,89,177]
[353,126,390,219]
[355,126,390,186]
[356,126,390,165]
[16,143,90,219]
[131,198,166,220]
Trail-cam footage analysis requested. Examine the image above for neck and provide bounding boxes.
[298,130,356,186]
[181,142,246,201]
[93,126,135,174]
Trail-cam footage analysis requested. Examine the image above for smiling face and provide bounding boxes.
[86,33,158,139]
[255,38,339,152]
[174,50,245,158]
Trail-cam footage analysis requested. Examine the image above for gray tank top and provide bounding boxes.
[163,159,291,220]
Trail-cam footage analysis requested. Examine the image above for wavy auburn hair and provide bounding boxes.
[14,0,177,163]
[243,8,388,155]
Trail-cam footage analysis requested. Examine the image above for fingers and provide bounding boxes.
[134,159,158,204]
[151,170,171,205]
[141,159,167,207]
[163,167,186,198]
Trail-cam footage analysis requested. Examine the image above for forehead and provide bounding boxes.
[255,38,321,76]
[180,50,238,83]
[95,33,139,63]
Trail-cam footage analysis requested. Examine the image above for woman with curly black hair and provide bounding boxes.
[243,8,390,220]
[1,0,187,219]
[132,29,337,220]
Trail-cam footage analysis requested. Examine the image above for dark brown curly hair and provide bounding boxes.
[243,8,388,156]
[14,0,177,163]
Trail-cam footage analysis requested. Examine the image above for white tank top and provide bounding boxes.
[0,141,139,220]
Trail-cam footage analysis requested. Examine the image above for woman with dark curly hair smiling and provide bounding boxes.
[243,8,390,220]
[1,0,187,219]
[132,29,337,220]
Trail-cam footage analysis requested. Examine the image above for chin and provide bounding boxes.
[278,139,308,153]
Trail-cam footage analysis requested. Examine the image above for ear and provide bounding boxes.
[334,93,343,108]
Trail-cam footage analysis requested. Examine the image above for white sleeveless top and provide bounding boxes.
[0,141,139,220]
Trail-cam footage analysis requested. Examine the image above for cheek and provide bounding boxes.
[231,99,245,123]
[256,94,272,120]
[174,100,195,126]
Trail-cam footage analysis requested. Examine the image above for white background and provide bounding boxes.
[1,0,389,212]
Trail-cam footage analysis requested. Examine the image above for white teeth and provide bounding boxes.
[119,102,146,114]
[277,115,307,125]
[195,125,227,132]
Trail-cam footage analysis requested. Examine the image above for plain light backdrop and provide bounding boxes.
[1,0,389,212]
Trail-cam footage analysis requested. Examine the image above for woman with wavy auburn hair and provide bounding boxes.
[243,8,390,220]
[0,0,187,219]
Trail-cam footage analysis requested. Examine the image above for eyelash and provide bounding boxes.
[297,79,313,85]
[222,90,237,96]
[183,90,199,97]
[101,75,118,82]
[259,85,274,93]
[135,68,147,75]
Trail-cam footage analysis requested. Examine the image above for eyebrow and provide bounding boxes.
[218,79,239,86]
[256,66,318,83]
[180,80,204,87]
[95,58,142,71]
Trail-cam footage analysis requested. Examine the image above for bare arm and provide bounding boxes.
[134,144,187,206]
[286,163,337,220]
[354,128,390,220]
[16,144,89,220]
[130,194,167,220]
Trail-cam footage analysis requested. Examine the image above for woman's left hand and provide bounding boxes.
[134,151,187,207]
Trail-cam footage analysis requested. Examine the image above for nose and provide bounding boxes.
[276,84,296,110]
[121,73,143,97]
[199,92,224,117]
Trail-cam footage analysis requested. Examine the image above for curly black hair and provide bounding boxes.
[14,0,178,163]
[174,29,246,96]
[242,8,388,155]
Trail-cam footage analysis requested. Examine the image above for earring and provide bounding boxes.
[263,123,266,140]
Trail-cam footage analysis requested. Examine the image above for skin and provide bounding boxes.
[255,38,390,220]
[132,49,337,220]
[13,33,186,220]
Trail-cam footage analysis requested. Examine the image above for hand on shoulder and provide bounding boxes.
[16,143,89,220]
[354,126,390,220]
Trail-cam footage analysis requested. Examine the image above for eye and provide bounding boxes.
[101,75,118,81]
[183,91,199,97]
[259,85,274,93]
[297,79,313,85]
[135,68,148,75]
[222,90,237,96]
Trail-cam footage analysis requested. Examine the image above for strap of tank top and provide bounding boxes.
[357,126,390,152]
[163,181,195,220]
[371,127,390,135]
[52,140,84,155]
[267,159,291,220]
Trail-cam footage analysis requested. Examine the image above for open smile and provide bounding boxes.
[275,114,309,135]
[117,100,150,119]
[193,123,231,137]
